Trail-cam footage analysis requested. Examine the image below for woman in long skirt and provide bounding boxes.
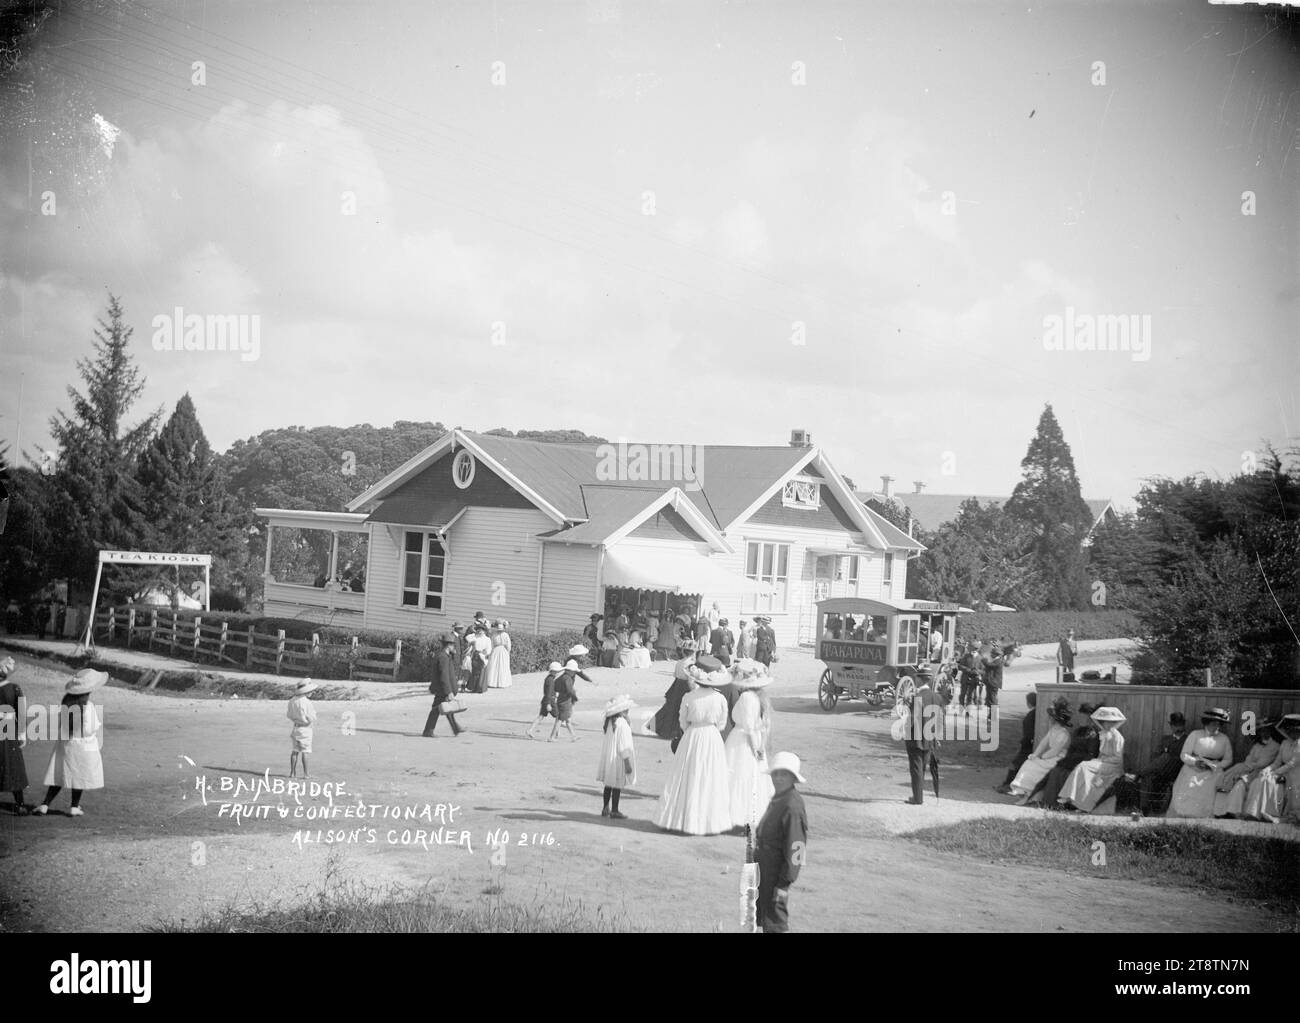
[36,668,108,817]
[0,657,30,813]
[1244,715,1300,822]
[468,625,491,694]
[724,665,774,829]
[1168,708,1234,819]
[1218,721,1280,818]
[655,666,731,835]
[1059,706,1126,813]
[653,641,697,751]
[1010,698,1073,800]
[484,620,513,689]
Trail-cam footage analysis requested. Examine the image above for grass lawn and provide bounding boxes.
[910,817,1300,916]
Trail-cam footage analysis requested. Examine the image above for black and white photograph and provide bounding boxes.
[0,0,1297,972]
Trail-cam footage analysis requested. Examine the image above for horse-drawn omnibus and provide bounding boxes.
[814,597,968,710]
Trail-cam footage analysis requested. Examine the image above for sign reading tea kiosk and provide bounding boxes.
[77,550,214,654]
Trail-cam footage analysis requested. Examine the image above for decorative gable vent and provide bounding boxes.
[782,477,820,509]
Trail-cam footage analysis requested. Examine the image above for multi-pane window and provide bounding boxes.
[848,556,859,587]
[882,552,894,596]
[782,478,820,509]
[402,532,446,610]
[744,541,789,612]
[897,616,920,665]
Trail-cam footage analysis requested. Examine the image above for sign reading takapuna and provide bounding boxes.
[99,551,213,566]
[821,640,887,666]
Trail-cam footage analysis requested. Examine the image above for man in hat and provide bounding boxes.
[980,640,1005,728]
[1056,628,1077,682]
[583,614,603,655]
[710,617,735,667]
[754,751,808,934]
[423,634,463,737]
[1026,702,1099,808]
[754,616,776,668]
[902,666,942,804]
[1135,711,1188,815]
[995,691,1037,793]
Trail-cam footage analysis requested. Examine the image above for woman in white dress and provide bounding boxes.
[1218,721,1280,818]
[655,665,731,835]
[484,620,513,689]
[1010,697,1073,801]
[1168,708,1234,819]
[725,663,775,829]
[1243,715,1300,822]
[1059,706,1126,813]
[35,668,108,817]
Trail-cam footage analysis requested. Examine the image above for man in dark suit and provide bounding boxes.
[754,617,776,667]
[423,634,463,737]
[980,643,1005,728]
[1136,712,1187,815]
[709,617,735,666]
[903,667,942,804]
[1025,703,1098,807]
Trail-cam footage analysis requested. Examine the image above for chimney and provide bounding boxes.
[913,481,926,494]
[879,475,894,499]
[789,429,812,447]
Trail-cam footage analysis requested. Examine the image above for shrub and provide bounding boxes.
[956,609,1138,645]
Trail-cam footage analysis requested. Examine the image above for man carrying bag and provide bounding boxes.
[423,634,465,737]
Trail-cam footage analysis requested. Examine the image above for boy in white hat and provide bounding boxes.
[754,751,808,933]
[526,662,564,739]
[287,679,319,778]
[597,695,637,819]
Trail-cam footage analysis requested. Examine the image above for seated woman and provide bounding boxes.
[1059,706,1126,813]
[1010,697,1073,802]
[1168,708,1234,818]
[1241,714,1300,822]
[1217,719,1281,818]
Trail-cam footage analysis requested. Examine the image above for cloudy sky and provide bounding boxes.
[1,0,1297,507]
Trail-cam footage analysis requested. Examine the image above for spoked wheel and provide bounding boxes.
[818,668,840,710]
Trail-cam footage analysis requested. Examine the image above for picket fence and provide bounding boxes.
[92,606,403,682]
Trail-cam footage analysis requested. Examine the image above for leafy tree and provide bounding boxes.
[1005,404,1093,609]
[910,499,1045,610]
[45,294,161,596]
[1083,511,1157,610]
[865,496,911,534]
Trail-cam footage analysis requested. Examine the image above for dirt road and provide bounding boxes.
[0,643,1291,932]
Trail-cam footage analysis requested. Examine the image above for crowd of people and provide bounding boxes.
[995,695,1300,822]
[582,601,777,670]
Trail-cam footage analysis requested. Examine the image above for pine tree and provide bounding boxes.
[136,394,246,601]
[46,294,161,594]
[1004,405,1094,610]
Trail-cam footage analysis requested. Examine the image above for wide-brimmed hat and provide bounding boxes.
[1091,706,1126,724]
[294,679,319,695]
[1201,707,1231,724]
[733,671,771,689]
[1048,697,1074,726]
[766,751,806,784]
[687,665,727,687]
[695,654,723,673]
[563,659,581,671]
[0,656,14,678]
[603,695,635,717]
[1276,713,1300,734]
[567,644,588,657]
[547,661,563,673]
[65,668,109,695]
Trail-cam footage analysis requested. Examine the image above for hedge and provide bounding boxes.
[955,609,1139,645]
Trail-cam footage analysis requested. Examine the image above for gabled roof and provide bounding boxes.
[540,485,731,552]
[348,429,920,551]
[857,491,1114,532]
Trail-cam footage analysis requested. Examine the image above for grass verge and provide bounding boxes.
[910,817,1300,916]
[151,875,644,933]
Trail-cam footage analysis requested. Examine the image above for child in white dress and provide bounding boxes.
[287,679,318,778]
[598,695,637,819]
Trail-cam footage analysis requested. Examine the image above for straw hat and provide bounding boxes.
[695,654,723,673]
[603,695,635,717]
[567,644,588,657]
[1048,697,1074,726]
[294,679,319,695]
[1200,707,1230,724]
[65,668,109,695]
[766,751,806,784]
[1091,706,1126,724]
[547,661,563,673]
[687,665,727,687]
[563,659,580,671]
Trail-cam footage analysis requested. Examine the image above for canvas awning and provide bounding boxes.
[603,547,774,595]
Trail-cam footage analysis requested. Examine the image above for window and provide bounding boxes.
[882,552,894,595]
[897,616,920,664]
[848,556,859,587]
[782,478,820,509]
[452,450,476,489]
[401,531,446,610]
[744,540,789,612]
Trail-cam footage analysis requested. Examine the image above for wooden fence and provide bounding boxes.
[1033,682,1300,772]
[93,606,404,683]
